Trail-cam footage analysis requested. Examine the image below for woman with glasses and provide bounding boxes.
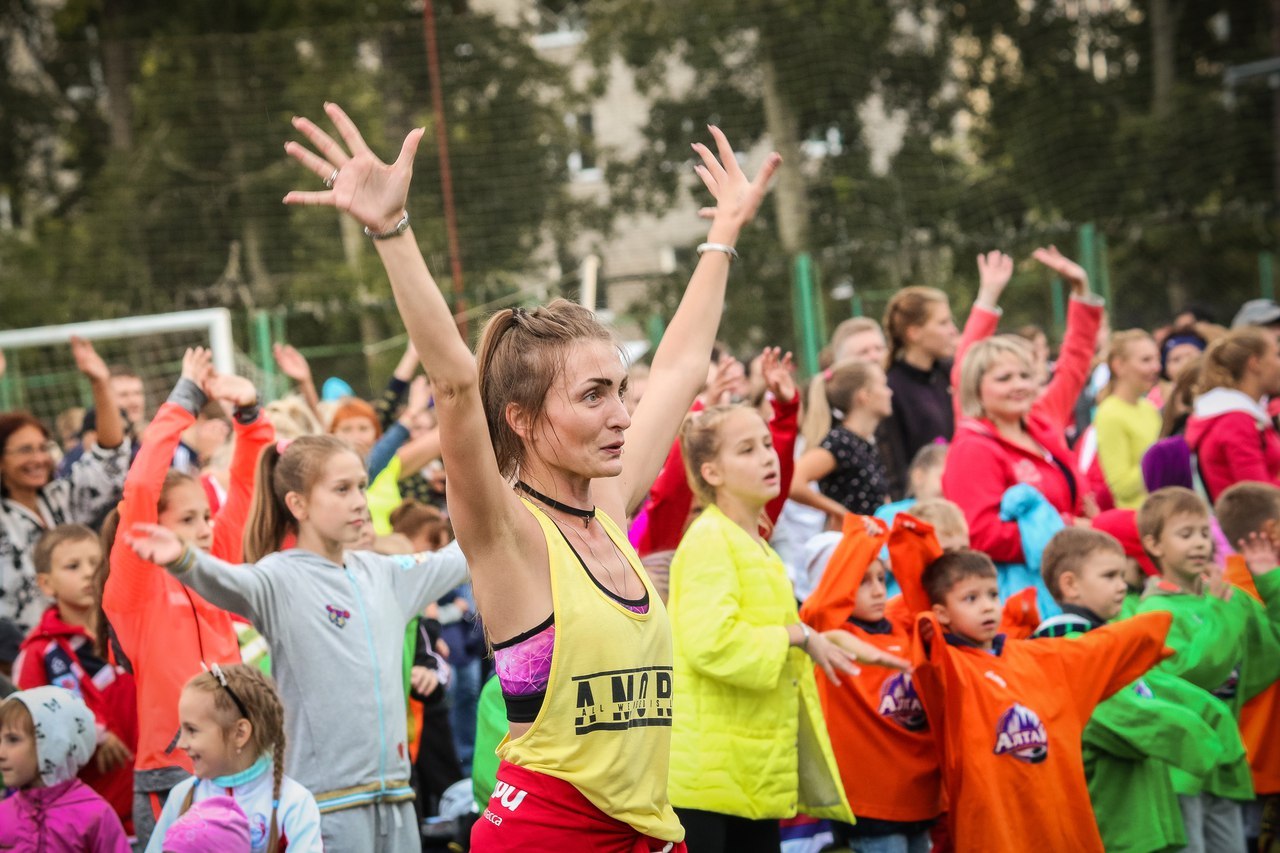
[0,338,129,630]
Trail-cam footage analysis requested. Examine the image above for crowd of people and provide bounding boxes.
[1,103,1279,853]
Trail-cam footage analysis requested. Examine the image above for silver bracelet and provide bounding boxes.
[696,242,739,261]
[364,211,410,240]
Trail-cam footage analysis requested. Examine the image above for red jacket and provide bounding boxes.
[636,391,799,556]
[14,605,137,830]
[102,401,274,776]
[1185,388,1280,502]
[943,297,1103,564]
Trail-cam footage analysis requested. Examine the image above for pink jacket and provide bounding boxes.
[1186,388,1280,502]
[942,296,1103,562]
[0,778,130,852]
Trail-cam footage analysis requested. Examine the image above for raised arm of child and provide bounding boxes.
[204,371,274,565]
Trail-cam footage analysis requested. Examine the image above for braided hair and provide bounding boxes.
[184,664,288,850]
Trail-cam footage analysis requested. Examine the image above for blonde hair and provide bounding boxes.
[183,665,287,849]
[831,317,886,365]
[475,300,617,479]
[1197,327,1273,395]
[957,335,1035,419]
[264,396,324,439]
[910,497,969,542]
[1102,329,1156,398]
[679,405,773,532]
[883,286,949,364]
[800,360,886,449]
[244,435,357,562]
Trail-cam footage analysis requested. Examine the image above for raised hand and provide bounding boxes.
[180,347,213,387]
[760,347,797,402]
[284,102,425,234]
[70,337,109,384]
[124,523,185,566]
[406,375,431,414]
[272,343,313,384]
[1238,531,1279,578]
[1032,245,1090,297]
[394,341,420,381]
[692,126,781,231]
[976,250,1014,308]
[204,372,258,408]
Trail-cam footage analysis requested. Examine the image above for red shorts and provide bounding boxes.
[470,760,687,853]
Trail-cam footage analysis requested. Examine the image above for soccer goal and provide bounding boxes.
[0,308,241,427]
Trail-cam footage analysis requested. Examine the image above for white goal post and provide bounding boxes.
[0,308,236,375]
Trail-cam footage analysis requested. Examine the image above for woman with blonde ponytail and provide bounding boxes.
[148,665,322,853]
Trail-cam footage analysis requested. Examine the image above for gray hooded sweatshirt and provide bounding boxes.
[169,543,468,811]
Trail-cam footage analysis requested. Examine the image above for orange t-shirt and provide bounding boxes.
[1226,554,1280,794]
[910,609,1173,853]
[800,515,941,823]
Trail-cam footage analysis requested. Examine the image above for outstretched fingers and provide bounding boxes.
[284,140,339,183]
[291,115,351,168]
[282,190,335,207]
[691,141,728,188]
[393,127,426,172]
[750,152,783,194]
[324,102,373,157]
[707,125,741,178]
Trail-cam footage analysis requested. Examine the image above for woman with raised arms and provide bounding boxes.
[281,103,877,852]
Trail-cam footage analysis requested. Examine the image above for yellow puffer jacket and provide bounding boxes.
[667,505,852,822]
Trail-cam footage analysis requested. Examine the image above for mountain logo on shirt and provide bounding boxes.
[878,672,927,731]
[250,813,268,848]
[993,703,1048,763]
[325,604,351,629]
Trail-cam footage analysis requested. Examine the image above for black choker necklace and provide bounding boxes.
[516,482,596,527]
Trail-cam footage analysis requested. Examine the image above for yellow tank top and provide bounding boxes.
[496,499,683,842]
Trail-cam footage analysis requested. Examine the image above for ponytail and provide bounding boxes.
[95,508,121,659]
[800,372,833,450]
[244,443,290,564]
[799,360,883,449]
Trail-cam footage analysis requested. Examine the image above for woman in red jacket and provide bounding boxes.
[101,348,274,847]
[942,248,1103,564]
[1186,326,1280,501]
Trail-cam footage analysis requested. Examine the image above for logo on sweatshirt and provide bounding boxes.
[325,605,351,629]
[1011,459,1042,486]
[250,814,268,848]
[993,703,1048,763]
[878,672,927,731]
[1213,666,1240,701]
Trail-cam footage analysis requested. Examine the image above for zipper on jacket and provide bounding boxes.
[345,568,389,799]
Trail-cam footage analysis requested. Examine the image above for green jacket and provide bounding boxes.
[667,505,851,822]
[1034,610,1235,852]
[1134,569,1280,799]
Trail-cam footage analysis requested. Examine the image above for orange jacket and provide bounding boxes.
[910,609,1173,852]
[103,401,273,775]
[1226,554,1280,794]
[800,514,942,823]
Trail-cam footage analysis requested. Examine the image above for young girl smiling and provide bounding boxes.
[147,665,321,853]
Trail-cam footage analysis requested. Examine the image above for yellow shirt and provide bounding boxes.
[1095,395,1162,509]
[496,500,683,842]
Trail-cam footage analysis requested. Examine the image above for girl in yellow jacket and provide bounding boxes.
[668,404,908,853]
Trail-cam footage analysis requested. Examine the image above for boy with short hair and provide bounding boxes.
[889,517,1174,852]
[1034,527,1240,853]
[1213,482,1280,847]
[1135,486,1280,853]
[13,524,136,832]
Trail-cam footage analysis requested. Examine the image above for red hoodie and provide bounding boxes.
[102,401,273,777]
[942,297,1103,564]
[1185,388,1280,502]
[14,605,137,831]
[636,391,798,555]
